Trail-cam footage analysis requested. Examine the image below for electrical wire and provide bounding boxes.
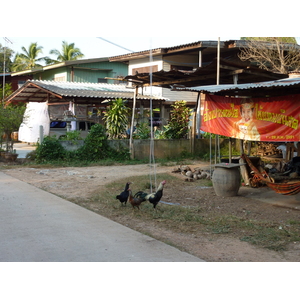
[96,37,134,53]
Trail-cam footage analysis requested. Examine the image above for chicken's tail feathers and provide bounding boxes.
[133,191,148,199]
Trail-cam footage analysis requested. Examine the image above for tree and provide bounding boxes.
[102,98,129,139]
[49,41,84,63]
[238,37,300,74]
[0,44,14,72]
[0,83,13,104]
[11,42,48,71]
[162,100,192,139]
[0,103,26,152]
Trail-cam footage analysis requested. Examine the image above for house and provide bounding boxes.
[10,57,128,86]
[109,40,287,126]
[5,80,167,143]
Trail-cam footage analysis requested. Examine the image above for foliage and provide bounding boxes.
[160,100,193,139]
[35,136,66,162]
[0,102,26,152]
[0,44,14,73]
[34,123,130,163]
[102,98,130,139]
[239,37,300,74]
[48,41,84,63]
[76,123,111,161]
[133,121,151,139]
[0,83,13,102]
[59,130,82,141]
[11,42,48,72]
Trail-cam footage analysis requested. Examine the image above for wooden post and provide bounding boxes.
[239,139,250,185]
[190,111,196,155]
[229,137,232,163]
[39,125,44,144]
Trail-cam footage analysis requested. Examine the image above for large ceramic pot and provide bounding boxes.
[212,164,241,197]
[4,152,19,162]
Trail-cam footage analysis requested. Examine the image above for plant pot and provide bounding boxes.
[4,152,19,162]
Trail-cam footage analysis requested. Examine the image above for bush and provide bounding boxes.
[76,123,110,161]
[35,136,67,163]
[34,124,130,164]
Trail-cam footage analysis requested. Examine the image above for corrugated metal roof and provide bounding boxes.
[11,58,110,76]
[125,58,287,87]
[173,77,300,97]
[6,80,168,104]
[109,40,223,62]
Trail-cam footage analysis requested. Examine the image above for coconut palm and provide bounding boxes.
[49,41,84,63]
[11,42,47,71]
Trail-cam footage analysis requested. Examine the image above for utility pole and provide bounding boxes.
[2,37,13,102]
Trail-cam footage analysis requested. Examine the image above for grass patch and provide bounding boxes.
[79,173,300,252]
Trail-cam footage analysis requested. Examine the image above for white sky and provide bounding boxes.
[2,2,298,62]
[5,35,300,63]
[5,36,241,60]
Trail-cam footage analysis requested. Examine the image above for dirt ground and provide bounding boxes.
[2,159,300,262]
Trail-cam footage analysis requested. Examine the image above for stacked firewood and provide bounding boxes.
[172,165,211,182]
[254,142,282,157]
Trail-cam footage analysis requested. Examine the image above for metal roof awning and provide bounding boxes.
[124,58,288,88]
[5,80,168,105]
[173,76,300,98]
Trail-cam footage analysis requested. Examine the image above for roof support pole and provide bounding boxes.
[198,50,202,68]
[216,37,220,85]
[196,92,201,138]
[215,37,221,164]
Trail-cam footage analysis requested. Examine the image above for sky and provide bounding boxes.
[4,35,300,63]
[4,36,242,61]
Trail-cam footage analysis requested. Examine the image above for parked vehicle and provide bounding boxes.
[49,120,96,138]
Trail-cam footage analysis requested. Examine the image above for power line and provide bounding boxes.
[97,37,134,53]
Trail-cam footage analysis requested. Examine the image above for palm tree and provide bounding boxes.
[49,41,84,63]
[11,42,47,71]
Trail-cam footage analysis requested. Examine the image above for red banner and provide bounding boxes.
[201,94,300,142]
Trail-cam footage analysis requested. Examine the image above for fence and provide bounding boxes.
[108,138,223,160]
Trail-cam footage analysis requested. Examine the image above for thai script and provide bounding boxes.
[256,106,298,130]
[203,103,238,122]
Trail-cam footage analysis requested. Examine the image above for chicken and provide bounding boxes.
[116,182,132,206]
[128,188,146,210]
[134,180,166,209]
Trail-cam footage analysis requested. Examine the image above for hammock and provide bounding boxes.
[241,153,300,196]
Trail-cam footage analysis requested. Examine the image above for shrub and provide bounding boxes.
[76,123,110,161]
[35,136,66,162]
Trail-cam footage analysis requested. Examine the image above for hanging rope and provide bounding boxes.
[148,43,157,193]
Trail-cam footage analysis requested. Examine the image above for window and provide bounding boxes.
[50,121,67,128]
[78,122,86,131]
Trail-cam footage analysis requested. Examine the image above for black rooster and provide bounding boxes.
[116,182,132,206]
[134,180,166,209]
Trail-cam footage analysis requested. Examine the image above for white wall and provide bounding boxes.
[129,55,198,103]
